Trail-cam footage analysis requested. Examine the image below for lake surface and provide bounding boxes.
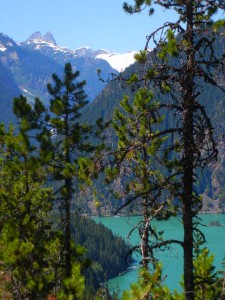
[93,214,225,294]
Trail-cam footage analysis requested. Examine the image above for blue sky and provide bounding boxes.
[0,1,223,53]
[0,0,179,53]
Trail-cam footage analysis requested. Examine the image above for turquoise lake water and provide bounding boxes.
[93,214,225,294]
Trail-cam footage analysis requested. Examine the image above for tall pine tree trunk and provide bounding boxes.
[141,197,149,270]
[65,177,72,277]
[65,103,72,277]
[182,2,195,298]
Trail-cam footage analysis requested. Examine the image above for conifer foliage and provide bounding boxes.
[105,87,181,269]
[47,63,83,273]
[120,1,225,299]
[46,62,97,292]
[0,63,130,299]
[0,97,57,299]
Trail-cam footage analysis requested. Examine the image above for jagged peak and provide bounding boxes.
[26,31,42,41]
[26,31,57,45]
[43,32,57,45]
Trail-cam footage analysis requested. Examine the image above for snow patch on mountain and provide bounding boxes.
[96,51,137,71]
[0,45,7,52]
[25,39,76,55]
[24,31,75,55]
[24,32,136,71]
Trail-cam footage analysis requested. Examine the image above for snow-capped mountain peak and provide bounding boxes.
[22,32,76,56]
[23,32,136,71]
[26,31,57,46]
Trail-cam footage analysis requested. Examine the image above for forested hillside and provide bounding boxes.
[0,60,20,124]
[82,31,225,215]
[71,214,131,291]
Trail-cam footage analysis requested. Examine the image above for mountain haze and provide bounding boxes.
[0,31,136,124]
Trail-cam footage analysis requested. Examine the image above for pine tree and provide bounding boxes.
[122,264,182,300]
[121,1,225,299]
[46,62,96,282]
[0,97,58,299]
[105,87,181,269]
[192,231,223,299]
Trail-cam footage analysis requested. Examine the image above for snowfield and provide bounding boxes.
[96,51,137,71]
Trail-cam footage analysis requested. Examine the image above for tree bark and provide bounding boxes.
[182,1,195,299]
[142,197,149,269]
[65,90,72,277]
[65,177,72,277]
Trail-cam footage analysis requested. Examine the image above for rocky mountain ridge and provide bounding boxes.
[0,31,133,126]
[0,31,137,124]
[21,31,136,71]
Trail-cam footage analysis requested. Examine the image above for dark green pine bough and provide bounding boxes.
[47,63,90,279]
[0,97,60,299]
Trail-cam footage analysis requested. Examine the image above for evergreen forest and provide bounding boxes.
[1,1,225,300]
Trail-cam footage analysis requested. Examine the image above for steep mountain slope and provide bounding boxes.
[0,30,224,212]
[0,60,21,125]
[0,31,136,125]
[20,32,119,101]
[82,35,225,214]
[0,33,64,110]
